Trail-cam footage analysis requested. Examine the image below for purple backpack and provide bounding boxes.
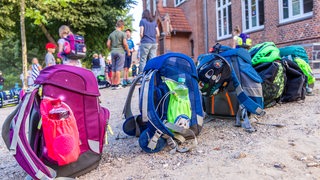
[64,34,87,59]
[2,65,110,179]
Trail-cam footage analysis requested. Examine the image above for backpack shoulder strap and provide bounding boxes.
[4,87,57,179]
[122,75,143,119]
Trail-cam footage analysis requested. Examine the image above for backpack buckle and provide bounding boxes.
[147,130,162,150]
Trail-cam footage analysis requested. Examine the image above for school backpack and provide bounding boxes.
[122,52,203,153]
[249,42,281,66]
[64,34,87,59]
[236,33,252,49]
[279,45,309,63]
[253,62,286,108]
[2,65,110,179]
[97,75,111,89]
[199,47,265,132]
[0,84,21,108]
[294,57,316,85]
[281,58,307,102]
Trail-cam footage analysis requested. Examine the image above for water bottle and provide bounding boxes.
[48,99,70,120]
[174,78,189,100]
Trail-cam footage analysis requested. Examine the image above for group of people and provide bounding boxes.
[107,9,159,89]
[14,9,160,90]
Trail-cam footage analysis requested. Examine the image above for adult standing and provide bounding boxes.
[107,20,130,90]
[139,9,160,74]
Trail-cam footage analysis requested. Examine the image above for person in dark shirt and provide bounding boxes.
[92,53,101,78]
[0,71,4,91]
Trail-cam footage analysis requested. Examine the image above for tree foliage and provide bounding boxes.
[0,0,136,89]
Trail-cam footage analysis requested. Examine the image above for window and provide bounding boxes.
[153,0,157,15]
[163,0,167,7]
[242,0,264,32]
[146,0,151,11]
[216,0,232,39]
[190,40,194,57]
[175,0,186,7]
[279,0,313,23]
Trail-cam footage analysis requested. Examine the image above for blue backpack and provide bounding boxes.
[122,53,204,153]
[199,48,265,132]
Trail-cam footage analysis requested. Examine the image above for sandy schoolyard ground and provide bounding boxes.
[0,82,319,180]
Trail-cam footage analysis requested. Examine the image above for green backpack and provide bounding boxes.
[294,57,316,85]
[279,45,309,63]
[249,42,281,66]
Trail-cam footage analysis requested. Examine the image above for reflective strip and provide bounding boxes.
[142,71,154,123]
[235,85,242,96]
[197,115,204,126]
[17,138,52,180]
[255,107,265,115]
[88,140,100,154]
[10,92,32,153]
[147,130,162,150]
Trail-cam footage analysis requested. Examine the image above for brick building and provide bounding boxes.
[142,0,320,68]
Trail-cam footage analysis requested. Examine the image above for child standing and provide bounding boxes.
[131,61,137,78]
[0,71,4,91]
[105,60,113,85]
[27,65,34,87]
[31,57,42,82]
[123,29,135,86]
[107,20,130,90]
[45,42,56,67]
[57,25,81,67]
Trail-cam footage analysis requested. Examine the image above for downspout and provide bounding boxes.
[203,0,208,53]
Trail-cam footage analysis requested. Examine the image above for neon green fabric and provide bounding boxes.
[165,79,191,124]
[249,42,281,65]
[294,57,316,85]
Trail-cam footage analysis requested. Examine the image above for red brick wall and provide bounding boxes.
[177,0,205,60]
[169,33,192,56]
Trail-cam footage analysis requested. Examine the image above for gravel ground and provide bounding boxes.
[0,82,320,180]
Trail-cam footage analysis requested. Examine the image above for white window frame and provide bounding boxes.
[279,0,313,24]
[153,0,157,16]
[175,0,186,7]
[163,0,167,7]
[216,0,232,40]
[146,0,151,12]
[241,0,264,33]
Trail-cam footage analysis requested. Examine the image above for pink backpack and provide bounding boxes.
[2,65,110,179]
[64,34,87,59]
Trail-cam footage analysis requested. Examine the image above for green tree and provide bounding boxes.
[0,0,136,89]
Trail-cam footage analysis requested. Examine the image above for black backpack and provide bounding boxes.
[254,62,286,108]
[281,58,307,102]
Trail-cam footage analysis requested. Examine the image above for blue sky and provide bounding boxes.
[129,1,143,45]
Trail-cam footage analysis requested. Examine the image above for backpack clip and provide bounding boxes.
[147,130,162,150]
